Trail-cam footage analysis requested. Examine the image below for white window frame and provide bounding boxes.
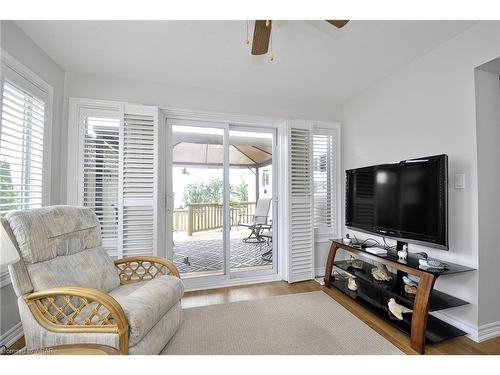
[312,122,341,243]
[0,50,53,287]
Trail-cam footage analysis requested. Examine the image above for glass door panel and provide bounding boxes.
[228,128,274,273]
[171,125,226,278]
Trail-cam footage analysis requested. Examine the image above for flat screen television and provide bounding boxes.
[345,154,448,249]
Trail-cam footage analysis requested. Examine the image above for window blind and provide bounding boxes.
[0,80,45,217]
[313,129,337,239]
[82,116,120,255]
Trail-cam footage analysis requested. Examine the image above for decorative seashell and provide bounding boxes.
[388,298,413,320]
[402,276,418,287]
[404,284,417,295]
[333,271,349,281]
[371,264,392,281]
[351,259,364,269]
[347,277,358,291]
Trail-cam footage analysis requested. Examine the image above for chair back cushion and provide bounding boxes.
[5,206,120,293]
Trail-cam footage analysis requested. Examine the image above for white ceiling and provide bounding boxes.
[16,20,477,104]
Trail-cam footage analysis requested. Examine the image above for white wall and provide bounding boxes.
[0,21,66,344]
[475,66,500,328]
[341,21,500,337]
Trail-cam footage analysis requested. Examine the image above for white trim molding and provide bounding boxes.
[478,320,500,342]
[0,322,23,348]
[431,310,480,342]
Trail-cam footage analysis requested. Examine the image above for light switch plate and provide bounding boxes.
[454,173,466,189]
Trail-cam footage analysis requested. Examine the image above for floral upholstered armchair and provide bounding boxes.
[2,205,183,355]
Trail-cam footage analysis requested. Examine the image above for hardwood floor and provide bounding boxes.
[183,280,500,355]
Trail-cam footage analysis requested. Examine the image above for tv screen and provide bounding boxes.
[345,154,448,249]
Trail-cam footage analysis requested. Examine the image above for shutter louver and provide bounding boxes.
[121,110,156,257]
[82,116,120,256]
[313,130,337,238]
[288,123,314,282]
[0,81,45,216]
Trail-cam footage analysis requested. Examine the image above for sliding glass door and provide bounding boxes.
[229,127,276,274]
[166,119,277,281]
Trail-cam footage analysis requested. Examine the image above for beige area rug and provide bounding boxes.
[162,291,403,355]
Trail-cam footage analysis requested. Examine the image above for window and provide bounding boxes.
[0,80,45,216]
[313,128,338,240]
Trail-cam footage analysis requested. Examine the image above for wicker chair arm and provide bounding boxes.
[24,287,128,354]
[114,256,180,283]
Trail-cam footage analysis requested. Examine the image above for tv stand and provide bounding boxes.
[324,240,475,354]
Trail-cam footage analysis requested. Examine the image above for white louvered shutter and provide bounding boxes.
[313,127,338,240]
[120,105,158,257]
[0,80,46,216]
[81,115,120,256]
[288,121,314,282]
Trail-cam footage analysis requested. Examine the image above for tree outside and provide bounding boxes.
[0,160,18,217]
[183,177,249,206]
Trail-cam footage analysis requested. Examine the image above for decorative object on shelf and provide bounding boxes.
[416,251,448,270]
[349,256,364,270]
[347,277,358,291]
[371,264,392,281]
[388,298,413,320]
[419,258,448,270]
[333,271,349,281]
[343,233,352,245]
[404,284,417,295]
[402,275,418,287]
[397,244,408,260]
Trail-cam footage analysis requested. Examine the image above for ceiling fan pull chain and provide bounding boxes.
[268,26,275,62]
[245,20,250,45]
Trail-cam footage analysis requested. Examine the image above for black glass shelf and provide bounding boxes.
[333,260,469,312]
[331,279,467,344]
[331,239,476,276]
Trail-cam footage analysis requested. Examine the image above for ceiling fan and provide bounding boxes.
[249,20,350,57]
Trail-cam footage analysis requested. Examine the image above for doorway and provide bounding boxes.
[166,119,278,282]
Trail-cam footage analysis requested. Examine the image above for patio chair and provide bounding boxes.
[239,198,272,243]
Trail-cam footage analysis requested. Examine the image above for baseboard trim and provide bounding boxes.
[430,311,479,342]
[0,322,23,348]
[183,274,282,292]
[315,267,326,278]
[478,320,500,342]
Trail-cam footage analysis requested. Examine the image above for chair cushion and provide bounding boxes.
[5,206,101,264]
[109,275,184,346]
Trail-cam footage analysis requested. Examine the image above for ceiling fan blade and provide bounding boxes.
[326,20,350,28]
[251,20,272,55]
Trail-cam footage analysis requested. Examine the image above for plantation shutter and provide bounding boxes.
[313,127,338,240]
[0,79,47,217]
[288,120,314,282]
[81,114,120,256]
[120,105,158,257]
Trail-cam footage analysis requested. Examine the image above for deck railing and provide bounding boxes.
[173,201,256,236]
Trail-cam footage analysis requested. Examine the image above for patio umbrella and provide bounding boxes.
[172,131,272,168]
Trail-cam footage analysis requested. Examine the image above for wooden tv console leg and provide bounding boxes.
[324,242,339,288]
[410,272,436,354]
